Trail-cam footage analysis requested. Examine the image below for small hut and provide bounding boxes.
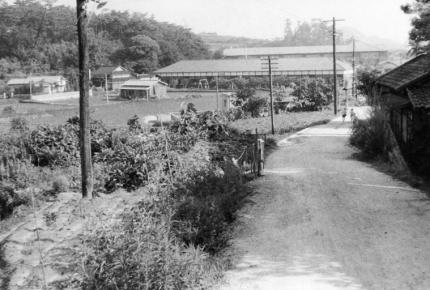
[120,77,168,100]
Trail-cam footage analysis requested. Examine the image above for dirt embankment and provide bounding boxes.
[0,191,142,289]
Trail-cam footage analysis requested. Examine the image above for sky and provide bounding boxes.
[57,0,413,45]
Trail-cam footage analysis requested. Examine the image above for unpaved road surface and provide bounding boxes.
[219,108,430,290]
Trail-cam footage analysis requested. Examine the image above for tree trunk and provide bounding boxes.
[76,0,93,198]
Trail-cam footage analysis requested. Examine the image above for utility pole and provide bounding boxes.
[105,73,109,103]
[261,56,278,135]
[76,0,93,198]
[352,38,357,99]
[215,75,219,110]
[323,17,345,115]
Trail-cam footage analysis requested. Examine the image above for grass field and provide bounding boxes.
[230,110,333,135]
[0,92,221,131]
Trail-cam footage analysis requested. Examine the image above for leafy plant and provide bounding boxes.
[10,117,29,132]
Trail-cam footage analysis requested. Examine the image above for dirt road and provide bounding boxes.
[219,109,430,290]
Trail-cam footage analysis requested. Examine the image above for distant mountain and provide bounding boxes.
[340,26,408,51]
[198,32,270,52]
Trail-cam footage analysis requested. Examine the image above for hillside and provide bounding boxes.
[199,32,270,52]
[0,1,209,85]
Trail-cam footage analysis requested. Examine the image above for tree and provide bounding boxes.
[402,0,430,54]
[269,18,347,47]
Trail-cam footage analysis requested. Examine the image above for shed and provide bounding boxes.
[120,77,168,100]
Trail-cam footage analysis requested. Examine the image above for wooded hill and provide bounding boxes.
[0,0,209,88]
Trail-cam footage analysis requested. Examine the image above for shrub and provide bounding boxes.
[242,96,267,117]
[52,175,70,194]
[127,115,142,132]
[350,107,388,158]
[0,185,29,220]
[26,124,80,167]
[1,105,16,116]
[10,117,29,132]
[172,162,248,253]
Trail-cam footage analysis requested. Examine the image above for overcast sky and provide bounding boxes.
[57,0,413,44]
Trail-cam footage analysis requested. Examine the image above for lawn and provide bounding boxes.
[0,92,219,131]
[230,110,334,135]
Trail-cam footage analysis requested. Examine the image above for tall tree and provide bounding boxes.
[269,18,347,47]
[402,0,430,54]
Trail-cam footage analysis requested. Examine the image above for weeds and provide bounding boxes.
[350,107,388,159]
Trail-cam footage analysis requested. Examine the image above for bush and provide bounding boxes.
[127,115,142,132]
[242,96,267,117]
[10,117,29,132]
[350,107,388,158]
[0,185,29,220]
[1,105,16,116]
[52,175,70,194]
[173,163,247,253]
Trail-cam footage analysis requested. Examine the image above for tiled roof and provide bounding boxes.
[223,43,385,57]
[7,76,64,85]
[407,85,430,109]
[155,58,350,77]
[376,54,430,90]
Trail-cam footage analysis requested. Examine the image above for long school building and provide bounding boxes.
[154,57,353,90]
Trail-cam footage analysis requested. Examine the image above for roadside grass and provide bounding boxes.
[229,110,333,135]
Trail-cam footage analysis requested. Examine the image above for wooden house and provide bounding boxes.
[91,66,134,91]
[374,54,430,174]
[7,76,67,98]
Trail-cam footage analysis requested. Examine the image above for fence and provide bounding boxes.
[235,129,265,177]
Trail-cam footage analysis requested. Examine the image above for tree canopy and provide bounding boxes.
[402,0,430,54]
[0,0,209,80]
[267,18,348,47]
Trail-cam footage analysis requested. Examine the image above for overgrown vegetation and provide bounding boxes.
[0,103,260,287]
[350,107,389,159]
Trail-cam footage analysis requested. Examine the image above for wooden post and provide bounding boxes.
[268,57,275,135]
[216,75,219,111]
[105,73,109,103]
[76,0,93,198]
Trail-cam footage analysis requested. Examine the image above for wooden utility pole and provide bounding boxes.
[261,56,277,135]
[105,73,109,103]
[352,38,357,99]
[323,17,345,115]
[215,75,219,110]
[268,57,275,135]
[76,0,93,198]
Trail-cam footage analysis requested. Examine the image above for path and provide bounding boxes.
[219,107,430,290]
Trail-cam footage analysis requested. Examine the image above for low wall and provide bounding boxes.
[31,91,79,102]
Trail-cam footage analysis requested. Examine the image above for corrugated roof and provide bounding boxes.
[120,79,167,89]
[155,58,350,77]
[376,54,430,90]
[223,43,385,57]
[407,85,430,109]
[7,76,65,85]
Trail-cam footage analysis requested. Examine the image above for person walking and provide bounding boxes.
[342,107,347,122]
